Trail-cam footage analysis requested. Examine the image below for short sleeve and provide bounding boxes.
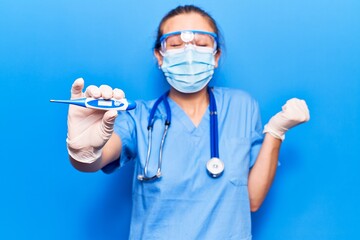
[101,111,137,174]
[249,99,264,168]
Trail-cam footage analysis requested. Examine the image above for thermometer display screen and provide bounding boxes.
[97,100,112,107]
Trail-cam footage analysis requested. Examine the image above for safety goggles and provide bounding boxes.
[160,30,218,54]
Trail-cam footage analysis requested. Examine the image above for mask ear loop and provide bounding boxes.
[212,40,218,55]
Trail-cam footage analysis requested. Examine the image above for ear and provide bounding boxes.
[214,50,221,68]
[154,49,163,67]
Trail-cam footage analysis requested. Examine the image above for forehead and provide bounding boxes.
[162,13,214,35]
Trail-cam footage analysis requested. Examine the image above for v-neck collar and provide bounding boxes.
[166,96,210,136]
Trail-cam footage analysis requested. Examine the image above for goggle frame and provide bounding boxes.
[160,30,218,54]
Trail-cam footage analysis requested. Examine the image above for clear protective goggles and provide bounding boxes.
[160,30,218,54]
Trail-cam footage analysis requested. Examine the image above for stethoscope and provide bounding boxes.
[137,87,224,182]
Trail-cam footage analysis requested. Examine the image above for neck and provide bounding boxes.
[168,87,209,126]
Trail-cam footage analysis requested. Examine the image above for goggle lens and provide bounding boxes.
[160,30,217,53]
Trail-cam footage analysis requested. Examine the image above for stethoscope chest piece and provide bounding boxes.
[206,157,224,178]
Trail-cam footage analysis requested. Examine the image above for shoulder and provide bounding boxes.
[128,97,161,114]
[118,96,166,122]
[114,98,155,134]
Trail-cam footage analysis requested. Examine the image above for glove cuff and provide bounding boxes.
[263,124,285,141]
[66,139,102,164]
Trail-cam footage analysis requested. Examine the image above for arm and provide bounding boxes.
[248,134,281,212]
[248,98,310,212]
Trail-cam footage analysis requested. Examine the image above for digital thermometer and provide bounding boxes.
[50,98,136,111]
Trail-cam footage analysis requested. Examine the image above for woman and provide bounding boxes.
[66,5,309,240]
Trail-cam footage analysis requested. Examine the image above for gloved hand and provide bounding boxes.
[263,98,310,141]
[66,78,125,163]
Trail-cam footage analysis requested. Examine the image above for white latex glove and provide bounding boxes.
[263,98,310,141]
[66,78,125,163]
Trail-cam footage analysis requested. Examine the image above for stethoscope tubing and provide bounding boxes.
[138,92,171,181]
[138,87,223,181]
[209,87,219,158]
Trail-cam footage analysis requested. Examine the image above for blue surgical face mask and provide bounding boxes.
[160,45,216,93]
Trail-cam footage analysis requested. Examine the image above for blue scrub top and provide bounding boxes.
[103,87,264,240]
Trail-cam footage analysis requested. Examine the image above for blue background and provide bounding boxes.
[1,0,359,239]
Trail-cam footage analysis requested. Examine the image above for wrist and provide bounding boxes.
[263,124,285,141]
[66,139,102,164]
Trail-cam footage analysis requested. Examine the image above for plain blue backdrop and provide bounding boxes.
[1,0,359,239]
